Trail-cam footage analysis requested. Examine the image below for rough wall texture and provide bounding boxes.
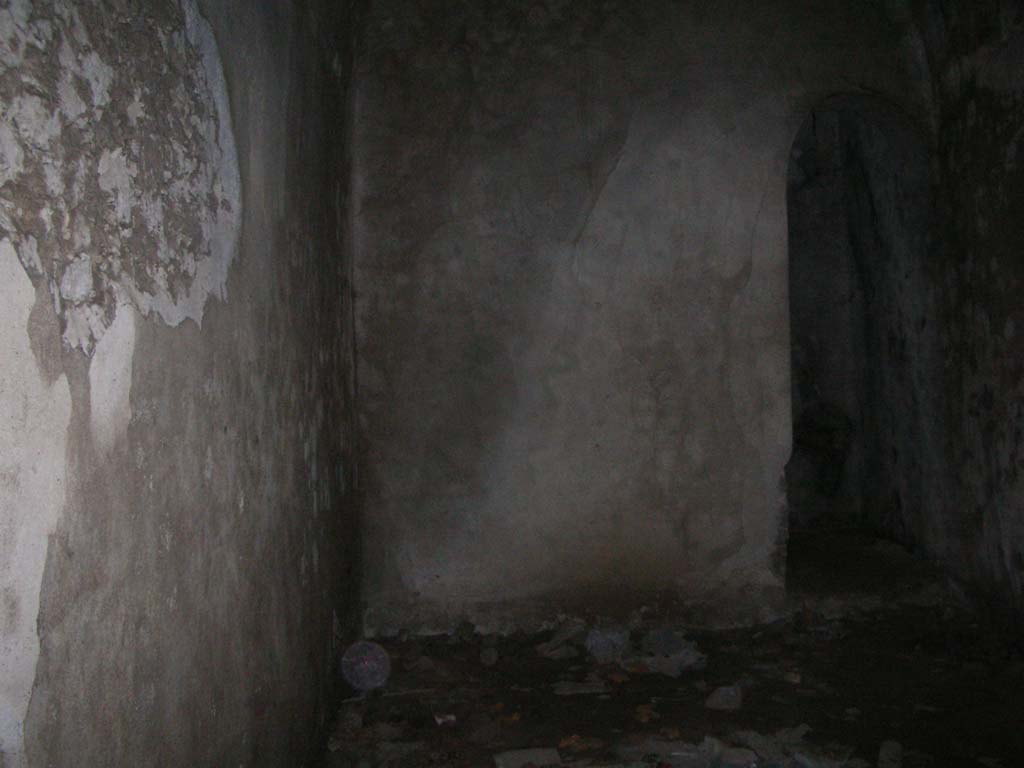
[0,0,240,354]
[354,0,918,634]
[781,0,1024,628]
[786,98,940,535]
[893,0,1024,624]
[0,0,358,764]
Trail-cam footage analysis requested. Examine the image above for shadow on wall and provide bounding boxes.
[785,95,937,536]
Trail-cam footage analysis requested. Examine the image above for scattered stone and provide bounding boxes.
[325,609,989,768]
[636,644,707,677]
[341,641,391,691]
[586,626,630,664]
[705,685,743,711]
[877,740,902,768]
[493,747,562,767]
[730,724,821,766]
[732,730,784,762]
[536,619,586,659]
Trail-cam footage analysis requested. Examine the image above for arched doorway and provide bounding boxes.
[785,96,936,576]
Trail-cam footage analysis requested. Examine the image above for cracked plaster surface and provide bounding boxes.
[0,0,240,353]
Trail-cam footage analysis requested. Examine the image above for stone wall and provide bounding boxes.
[896,0,1024,624]
[353,0,918,634]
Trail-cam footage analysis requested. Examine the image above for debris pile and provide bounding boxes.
[325,578,1014,768]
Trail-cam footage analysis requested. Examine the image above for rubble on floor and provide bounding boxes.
[324,535,1023,768]
[704,685,743,712]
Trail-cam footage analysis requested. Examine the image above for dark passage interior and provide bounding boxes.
[2,1,1024,767]
[787,97,934,538]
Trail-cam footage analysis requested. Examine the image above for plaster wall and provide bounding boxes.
[0,0,358,764]
[354,0,920,634]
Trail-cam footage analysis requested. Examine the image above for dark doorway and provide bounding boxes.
[785,97,935,549]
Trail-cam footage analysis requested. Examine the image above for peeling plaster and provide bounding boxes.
[89,304,136,458]
[0,0,241,354]
[0,0,359,761]
[0,239,72,767]
[0,0,241,762]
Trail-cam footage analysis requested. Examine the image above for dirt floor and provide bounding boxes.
[323,533,1024,767]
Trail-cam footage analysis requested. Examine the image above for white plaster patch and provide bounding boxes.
[97,149,136,225]
[81,51,113,108]
[62,301,107,353]
[57,71,87,122]
[11,95,60,150]
[58,253,93,302]
[0,5,27,68]
[125,91,146,126]
[0,240,72,767]
[89,303,136,457]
